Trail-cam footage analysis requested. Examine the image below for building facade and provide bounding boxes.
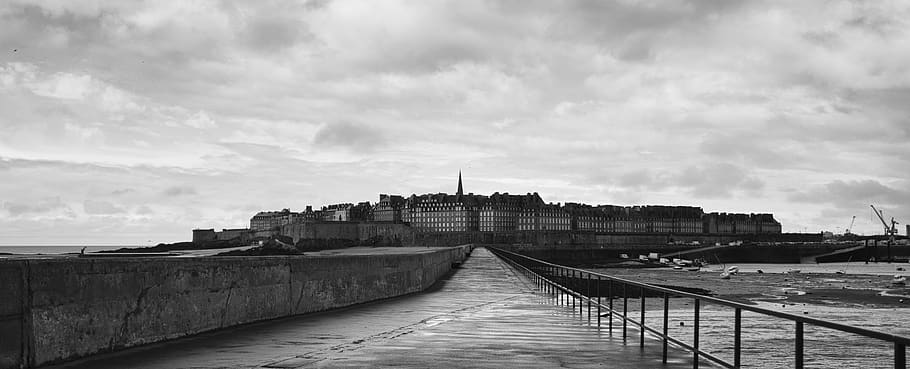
[479,193,529,232]
[373,194,405,222]
[250,209,299,231]
[517,202,571,231]
[404,193,481,232]
[703,212,782,234]
[246,172,783,235]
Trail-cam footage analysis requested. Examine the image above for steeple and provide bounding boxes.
[457,170,464,196]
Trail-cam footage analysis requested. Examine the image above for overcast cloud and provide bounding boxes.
[1,0,908,244]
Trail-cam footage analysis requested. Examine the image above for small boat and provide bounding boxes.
[726,266,739,275]
[786,269,801,274]
[892,275,907,286]
[782,288,807,295]
[720,271,731,279]
[686,267,701,272]
[672,265,683,270]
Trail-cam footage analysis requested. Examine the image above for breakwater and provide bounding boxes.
[0,246,471,369]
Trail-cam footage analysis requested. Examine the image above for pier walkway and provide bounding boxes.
[50,248,706,369]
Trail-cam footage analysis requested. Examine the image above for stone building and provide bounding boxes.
[703,212,781,234]
[321,203,353,221]
[245,171,782,236]
[373,194,405,222]
[479,192,528,232]
[566,204,704,234]
[401,172,483,232]
[350,201,373,222]
[250,209,299,231]
[404,193,482,232]
[300,206,318,222]
[517,200,571,231]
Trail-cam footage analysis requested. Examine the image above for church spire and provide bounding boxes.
[457,170,464,196]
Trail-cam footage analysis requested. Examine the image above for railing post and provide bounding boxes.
[577,271,583,315]
[587,272,591,320]
[560,268,565,305]
[551,266,556,296]
[623,283,628,341]
[896,343,906,369]
[550,267,554,295]
[640,286,646,348]
[597,276,602,328]
[693,299,700,369]
[796,321,804,369]
[662,292,669,363]
[609,279,614,334]
[571,270,576,311]
[734,308,741,368]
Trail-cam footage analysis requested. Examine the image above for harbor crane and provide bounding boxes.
[845,215,856,235]
[870,204,900,262]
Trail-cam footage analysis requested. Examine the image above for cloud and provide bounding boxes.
[2,197,73,218]
[677,163,765,198]
[789,180,910,208]
[184,111,216,129]
[2,1,910,242]
[110,188,135,196]
[83,199,126,215]
[162,186,197,197]
[312,121,385,152]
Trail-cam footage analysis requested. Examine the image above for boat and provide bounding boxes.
[673,265,683,270]
[726,266,739,275]
[786,269,801,274]
[893,275,907,286]
[720,271,731,279]
[686,267,701,272]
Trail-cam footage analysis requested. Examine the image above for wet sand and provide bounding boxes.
[592,267,910,308]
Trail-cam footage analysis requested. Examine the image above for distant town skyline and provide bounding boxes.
[1,1,908,245]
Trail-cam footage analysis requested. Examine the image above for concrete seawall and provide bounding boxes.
[0,246,471,369]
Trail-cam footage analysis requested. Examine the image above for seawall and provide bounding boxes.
[0,246,471,369]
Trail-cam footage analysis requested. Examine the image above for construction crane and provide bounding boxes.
[845,215,856,235]
[870,205,900,262]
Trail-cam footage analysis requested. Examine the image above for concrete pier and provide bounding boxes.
[48,248,707,368]
[1,246,470,368]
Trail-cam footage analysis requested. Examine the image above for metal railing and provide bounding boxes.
[489,247,910,369]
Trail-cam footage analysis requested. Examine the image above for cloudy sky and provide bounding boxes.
[1,0,909,245]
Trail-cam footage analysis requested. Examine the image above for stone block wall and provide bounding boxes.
[0,245,470,368]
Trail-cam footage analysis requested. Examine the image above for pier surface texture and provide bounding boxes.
[0,246,470,369]
[44,247,705,368]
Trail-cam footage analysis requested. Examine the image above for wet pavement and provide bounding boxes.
[50,248,711,368]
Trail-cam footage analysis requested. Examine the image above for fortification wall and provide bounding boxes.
[281,222,360,242]
[0,246,471,369]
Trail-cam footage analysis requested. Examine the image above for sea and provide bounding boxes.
[0,245,130,255]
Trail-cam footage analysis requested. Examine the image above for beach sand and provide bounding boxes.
[592,267,910,308]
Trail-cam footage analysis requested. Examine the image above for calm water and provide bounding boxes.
[0,245,129,255]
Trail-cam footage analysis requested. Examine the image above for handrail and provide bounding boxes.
[488,247,909,369]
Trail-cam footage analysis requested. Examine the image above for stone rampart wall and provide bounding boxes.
[0,246,471,368]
